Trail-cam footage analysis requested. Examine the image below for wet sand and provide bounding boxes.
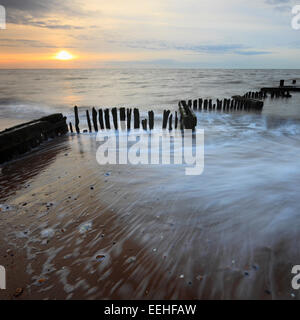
[0,133,299,300]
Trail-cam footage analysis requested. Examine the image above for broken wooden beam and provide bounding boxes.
[0,113,68,164]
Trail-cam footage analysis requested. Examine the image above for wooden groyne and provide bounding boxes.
[73,104,198,133]
[0,114,68,164]
[1,79,295,165]
[180,94,264,113]
[72,88,268,134]
[261,79,298,95]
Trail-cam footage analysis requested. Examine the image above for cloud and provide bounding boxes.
[234,50,272,55]
[0,38,72,48]
[1,0,92,29]
[0,0,83,16]
[108,39,271,56]
[265,0,290,4]
[264,0,293,12]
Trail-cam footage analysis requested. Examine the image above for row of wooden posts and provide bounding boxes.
[70,93,266,133]
[243,89,291,99]
[71,106,172,133]
[182,96,264,112]
[269,90,291,98]
[243,91,267,99]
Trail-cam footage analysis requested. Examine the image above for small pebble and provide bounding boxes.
[179,274,184,279]
[38,278,46,284]
[14,288,23,297]
[96,255,105,262]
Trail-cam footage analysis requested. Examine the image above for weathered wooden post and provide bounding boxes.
[120,107,126,122]
[127,108,132,130]
[134,108,140,129]
[188,100,192,108]
[148,110,154,130]
[142,119,147,130]
[92,107,98,132]
[209,99,212,111]
[112,107,118,130]
[199,98,203,111]
[74,106,80,134]
[86,110,92,132]
[193,100,197,110]
[162,110,170,129]
[263,91,267,99]
[104,109,110,129]
[234,99,237,109]
[175,111,178,129]
[230,99,234,109]
[280,80,285,87]
[69,122,73,133]
[169,114,173,130]
[98,109,104,130]
[203,99,208,110]
[119,107,125,130]
[223,99,226,111]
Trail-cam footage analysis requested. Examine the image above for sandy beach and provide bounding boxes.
[0,131,299,300]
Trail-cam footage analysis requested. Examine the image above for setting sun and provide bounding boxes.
[54,51,74,61]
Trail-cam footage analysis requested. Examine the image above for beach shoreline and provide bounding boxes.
[0,133,299,300]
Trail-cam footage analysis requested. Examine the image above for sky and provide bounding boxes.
[0,0,300,68]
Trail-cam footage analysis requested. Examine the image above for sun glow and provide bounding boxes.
[55,51,74,60]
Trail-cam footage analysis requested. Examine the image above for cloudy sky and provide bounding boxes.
[0,0,300,68]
